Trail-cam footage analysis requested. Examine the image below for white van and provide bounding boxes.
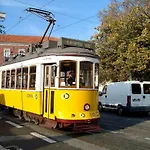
[99,81,150,115]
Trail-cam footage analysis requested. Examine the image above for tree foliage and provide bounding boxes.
[92,0,150,83]
[0,24,5,34]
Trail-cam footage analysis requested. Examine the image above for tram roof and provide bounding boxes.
[1,44,99,66]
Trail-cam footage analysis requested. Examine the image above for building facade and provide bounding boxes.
[0,34,58,64]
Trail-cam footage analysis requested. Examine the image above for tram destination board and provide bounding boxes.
[58,37,95,51]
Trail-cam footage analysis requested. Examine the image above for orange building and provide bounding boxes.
[0,34,58,64]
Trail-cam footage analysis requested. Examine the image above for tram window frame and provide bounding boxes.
[79,61,93,88]
[16,68,22,89]
[94,63,99,89]
[29,66,36,90]
[59,60,77,88]
[6,70,10,88]
[22,67,28,89]
[45,66,49,87]
[1,71,6,88]
[10,69,16,89]
[51,66,56,87]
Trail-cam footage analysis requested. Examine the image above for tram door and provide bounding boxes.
[43,65,56,119]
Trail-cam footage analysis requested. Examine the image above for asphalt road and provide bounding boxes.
[0,110,150,150]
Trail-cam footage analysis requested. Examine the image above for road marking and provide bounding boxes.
[30,132,56,143]
[5,121,23,128]
[0,135,32,142]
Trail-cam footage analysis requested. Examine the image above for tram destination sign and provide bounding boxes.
[58,37,95,51]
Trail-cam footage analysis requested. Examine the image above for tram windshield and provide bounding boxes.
[59,60,77,87]
[59,60,98,89]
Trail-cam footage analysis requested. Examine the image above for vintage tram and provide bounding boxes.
[0,37,100,132]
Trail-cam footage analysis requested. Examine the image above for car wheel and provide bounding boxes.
[98,103,103,112]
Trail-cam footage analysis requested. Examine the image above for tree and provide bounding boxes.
[0,25,5,34]
[92,0,150,84]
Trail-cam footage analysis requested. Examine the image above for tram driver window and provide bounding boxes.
[29,66,36,90]
[59,60,76,87]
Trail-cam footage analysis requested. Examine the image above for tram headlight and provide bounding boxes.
[84,103,90,111]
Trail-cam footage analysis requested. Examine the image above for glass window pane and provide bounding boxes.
[79,61,93,88]
[29,66,36,89]
[132,84,141,94]
[6,70,10,88]
[11,70,15,88]
[1,71,5,88]
[59,60,76,87]
[22,68,28,89]
[143,84,150,94]
[16,68,21,89]
[95,63,99,89]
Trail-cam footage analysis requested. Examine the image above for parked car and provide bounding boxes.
[98,81,150,115]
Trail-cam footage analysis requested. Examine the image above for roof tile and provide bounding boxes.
[0,34,59,43]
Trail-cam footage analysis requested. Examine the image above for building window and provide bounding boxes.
[4,49,10,57]
[18,49,25,56]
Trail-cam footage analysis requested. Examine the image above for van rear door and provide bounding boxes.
[131,83,143,107]
[142,83,150,106]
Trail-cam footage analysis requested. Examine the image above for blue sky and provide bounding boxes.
[0,0,111,41]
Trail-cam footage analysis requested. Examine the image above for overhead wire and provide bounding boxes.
[5,0,54,33]
[6,0,98,34]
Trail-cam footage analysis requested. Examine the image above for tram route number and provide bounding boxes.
[90,112,99,117]
[26,94,38,99]
[27,94,33,98]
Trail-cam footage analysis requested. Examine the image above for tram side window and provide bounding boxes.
[79,61,93,88]
[22,67,28,89]
[94,63,99,89]
[29,66,36,90]
[16,68,22,89]
[45,66,49,87]
[6,70,10,88]
[1,71,5,88]
[51,66,56,87]
[11,70,15,88]
[59,60,76,87]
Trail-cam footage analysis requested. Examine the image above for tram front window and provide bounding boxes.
[80,61,93,88]
[59,60,76,87]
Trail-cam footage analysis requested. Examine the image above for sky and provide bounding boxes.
[0,0,111,41]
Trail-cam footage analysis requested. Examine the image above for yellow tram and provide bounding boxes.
[0,37,100,132]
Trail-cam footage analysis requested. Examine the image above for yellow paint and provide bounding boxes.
[0,90,42,115]
[53,89,100,120]
[43,89,55,119]
[0,89,100,121]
